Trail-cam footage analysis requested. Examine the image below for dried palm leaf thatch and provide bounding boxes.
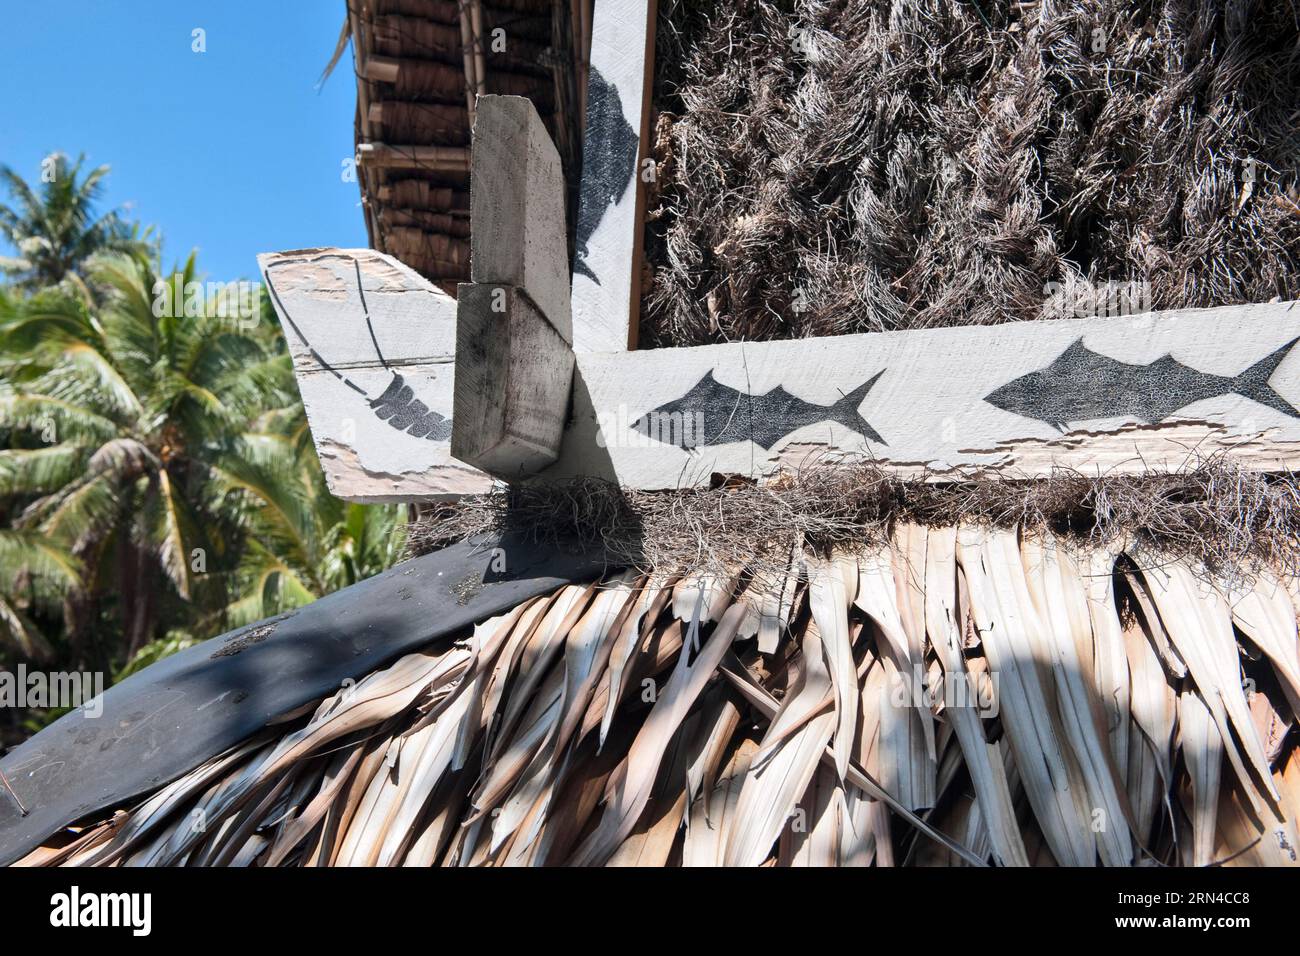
[18,525,1300,866]
[640,0,1300,346]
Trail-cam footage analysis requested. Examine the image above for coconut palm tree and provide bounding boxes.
[109,479,406,682]
[217,407,407,630]
[0,153,147,299]
[1,253,409,670]
[0,251,302,663]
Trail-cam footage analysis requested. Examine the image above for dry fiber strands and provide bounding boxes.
[641,0,1300,346]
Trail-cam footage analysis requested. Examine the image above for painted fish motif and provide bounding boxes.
[573,66,639,284]
[632,369,887,450]
[984,337,1300,429]
[369,372,452,441]
[265,255,452,443]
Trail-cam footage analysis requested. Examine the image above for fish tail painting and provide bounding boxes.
[368,372,453,441]
[1228,336,1300,419]
[264,255,453,444]
[572,66,639,285]
[828,370,887,445]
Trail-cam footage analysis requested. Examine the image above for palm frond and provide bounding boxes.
[152,469,202,600]
[22,529,1300,867]
[0,444,90,497]
[20,470,125,544]
[0,597,54,662]
[0,393,120,445]
[0,529,80,661]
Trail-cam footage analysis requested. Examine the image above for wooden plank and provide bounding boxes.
[259,248,491,503]
[452,283,574,477]
[570,0,655,353]
[470,95,572,341]
[355,143,470,172]
[538,301,1300,489]
[458,2,480,126]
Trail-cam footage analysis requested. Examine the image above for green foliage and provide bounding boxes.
[0,153,151,297]
[113,629,200,682]
[0,158,407,737]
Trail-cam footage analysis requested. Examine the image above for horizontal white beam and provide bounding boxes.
[538,300,1300,488]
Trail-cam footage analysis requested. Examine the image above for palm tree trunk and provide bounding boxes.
[125,543,156,658]
[63,537,101,669]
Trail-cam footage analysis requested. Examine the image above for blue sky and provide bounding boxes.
[0,1,367,282]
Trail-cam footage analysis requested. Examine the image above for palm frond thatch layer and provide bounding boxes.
[19,528,1300,867]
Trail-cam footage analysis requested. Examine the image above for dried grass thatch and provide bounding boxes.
[409,458,1300,583]
[18,527,1300,866]
[641,0,1300,346]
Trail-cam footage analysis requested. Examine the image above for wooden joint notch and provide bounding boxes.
[452,284,573,477]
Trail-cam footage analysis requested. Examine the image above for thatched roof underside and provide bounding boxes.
[641,0,1300,346]
[20,528,1300,867]
[349,0,585,294]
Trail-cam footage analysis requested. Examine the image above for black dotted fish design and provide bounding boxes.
[984,337,1300,429]
[632,369,887,450]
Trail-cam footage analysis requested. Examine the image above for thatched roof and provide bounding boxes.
[641,0,1300,346]
[347,0,587,294]
[9,527,1300,866]
[5,2,1300,868]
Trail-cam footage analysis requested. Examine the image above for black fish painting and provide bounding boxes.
[573,66,639,284]
[984,337,1300,429]
[265,256,452,443]
[632,369,887,450]
[368,373,452,441]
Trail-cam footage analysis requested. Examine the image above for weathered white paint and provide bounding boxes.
[259,248,491,502]
[570,0,656,353]
[265,246,1300,497]
[538,301,1300,489]
[453,283,575,477]
[470,95,572,342]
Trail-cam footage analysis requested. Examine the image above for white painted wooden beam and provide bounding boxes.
[452,283,574,477]
[537,301,1300,489]
[259,248,491,502]
[570,0,656,353]
[268,248,1300,499]
[470,94,572,342]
